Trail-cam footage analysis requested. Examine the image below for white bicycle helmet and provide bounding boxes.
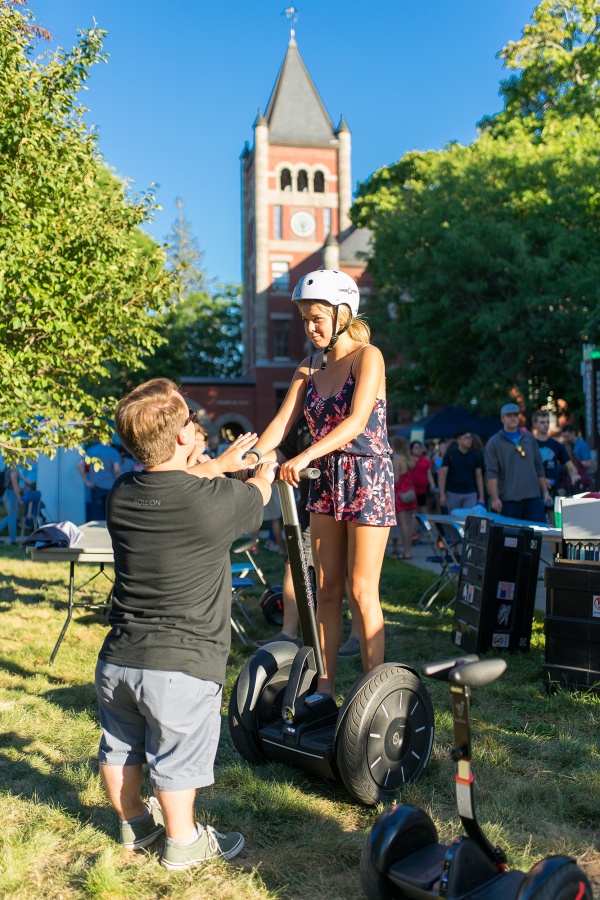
[291,269,360,317]
[292,269,360,368]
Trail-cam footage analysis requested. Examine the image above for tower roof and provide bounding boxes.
[264,36,335,145]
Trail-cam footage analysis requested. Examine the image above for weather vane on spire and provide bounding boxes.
[282,6,299,38]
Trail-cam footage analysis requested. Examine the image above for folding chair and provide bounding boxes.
[413,513,464,614]
[230,576,254,646]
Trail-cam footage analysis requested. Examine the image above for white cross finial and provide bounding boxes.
[282,6,299,36]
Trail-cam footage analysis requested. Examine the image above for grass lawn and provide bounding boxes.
[0,541,598,899]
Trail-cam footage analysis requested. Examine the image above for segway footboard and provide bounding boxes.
[258,710,339,781]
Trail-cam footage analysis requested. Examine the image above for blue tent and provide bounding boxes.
[390,405,500,442]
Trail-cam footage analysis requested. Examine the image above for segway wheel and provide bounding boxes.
[260,586,284,626]
[336,666,434,806]
[360,844,404,900]
[228,642,298,764]
[518,858,593,900]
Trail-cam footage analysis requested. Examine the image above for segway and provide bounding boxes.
[231,536,284,627]
[228,471,435,806]
[361,655,593,899]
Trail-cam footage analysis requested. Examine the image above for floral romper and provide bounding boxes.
[304,351,396,526]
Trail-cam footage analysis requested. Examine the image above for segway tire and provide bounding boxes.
[518,857,593,900]
[336,666,434,806]
[360,846,404,900]
[360,804,439,900]
[260,586,284,626]
[228,642,298,765]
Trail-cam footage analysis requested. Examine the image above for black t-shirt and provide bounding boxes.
[535,437,569,486]
[441,446,482,494]
[98,470,263,684]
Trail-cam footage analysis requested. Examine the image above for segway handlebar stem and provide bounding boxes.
[276,470,324,676]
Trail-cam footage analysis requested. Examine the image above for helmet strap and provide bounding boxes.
[320,307,350,369]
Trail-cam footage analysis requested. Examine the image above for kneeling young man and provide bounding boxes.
[95,378,273,870]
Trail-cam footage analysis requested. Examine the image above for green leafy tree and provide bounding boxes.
[482,0,600,132]
[143,284,243,381]
[352,0,600,419]
[0,2,172,461]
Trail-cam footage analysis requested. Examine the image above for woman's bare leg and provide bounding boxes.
[311,513,347,696]
[347,523,389,672]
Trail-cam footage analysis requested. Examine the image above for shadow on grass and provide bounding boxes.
[0,730,117,838]
[0,656,70,685]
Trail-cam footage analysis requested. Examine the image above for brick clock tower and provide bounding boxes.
[182,34,370,438]
[240,34,371,432]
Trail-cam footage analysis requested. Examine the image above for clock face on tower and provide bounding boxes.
[290,210,316,238]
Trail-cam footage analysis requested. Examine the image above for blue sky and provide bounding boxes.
[31,0,536,285]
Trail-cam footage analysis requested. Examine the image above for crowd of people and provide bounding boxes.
[383,404,595,560]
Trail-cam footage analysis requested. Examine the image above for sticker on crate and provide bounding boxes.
[479,520,487,533]
[454,630,462,645]
[504,537,518,548]
[462,583,475,604]
[593,595,600,618]
[497,603,512,626]
[496,581,515,600]
[492,633,510,648]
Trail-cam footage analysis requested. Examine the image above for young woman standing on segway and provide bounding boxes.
[247,270,395,699]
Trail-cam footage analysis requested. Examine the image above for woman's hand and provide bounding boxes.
[279,450,313,487]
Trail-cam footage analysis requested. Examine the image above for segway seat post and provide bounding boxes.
[276,467,324,677]
[423,656,508,869]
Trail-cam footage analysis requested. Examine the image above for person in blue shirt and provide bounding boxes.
[0,457,21,544]
[560,423,594,472]
[77,443,122,521]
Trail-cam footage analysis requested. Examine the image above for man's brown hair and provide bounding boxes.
[532,409,549,424]
[115,378,187,468]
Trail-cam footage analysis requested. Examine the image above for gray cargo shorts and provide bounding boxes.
[95,660,222,791]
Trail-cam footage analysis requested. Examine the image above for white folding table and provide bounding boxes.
[27,521,114,664]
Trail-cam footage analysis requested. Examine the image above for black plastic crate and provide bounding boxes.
[452,516,542,654]
[543,562,600,694]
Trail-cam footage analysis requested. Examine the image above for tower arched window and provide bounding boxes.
[280,168,292,191]
[297,169,309,192]
[313,170,325,193]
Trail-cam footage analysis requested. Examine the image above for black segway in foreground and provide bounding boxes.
[228,471,435,806]
[361,655,592,899]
